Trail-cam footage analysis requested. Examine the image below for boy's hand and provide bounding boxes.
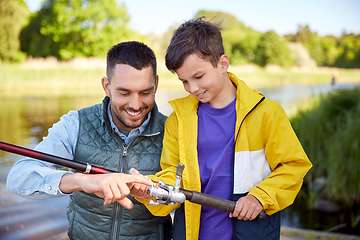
[229,195,263,220]
[128,168,150,199]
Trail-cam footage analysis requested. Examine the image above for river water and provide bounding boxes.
[0,83,358,239]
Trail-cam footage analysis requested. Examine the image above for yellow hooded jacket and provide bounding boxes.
[141,72,312,240]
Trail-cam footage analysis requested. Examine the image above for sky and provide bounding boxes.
[24,0,360,37]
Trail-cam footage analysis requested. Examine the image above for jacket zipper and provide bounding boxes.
[235,96,265,142]
[112,143,128,240]
[232,96,265,199]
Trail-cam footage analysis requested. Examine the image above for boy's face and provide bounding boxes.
[175,53,231,108]
[102,64,158,131]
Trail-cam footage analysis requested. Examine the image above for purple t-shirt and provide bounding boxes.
[197,98,236,240]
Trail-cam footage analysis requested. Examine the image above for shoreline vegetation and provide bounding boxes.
[1,57,360,97]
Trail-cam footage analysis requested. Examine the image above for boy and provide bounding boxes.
[144,17,312,240]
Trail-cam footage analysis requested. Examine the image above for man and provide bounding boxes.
[6,41,172,239]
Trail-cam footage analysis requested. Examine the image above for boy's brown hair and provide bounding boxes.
[165,17,225,73]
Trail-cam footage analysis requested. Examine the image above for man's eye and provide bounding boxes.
[119,92,129,96]
[142,92,151,95]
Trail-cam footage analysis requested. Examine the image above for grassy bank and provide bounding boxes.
[1,58,360,97]
[290,86,360,207]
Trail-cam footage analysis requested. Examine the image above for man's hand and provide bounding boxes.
[59,172,153,209]
[229,195,263,220]
[128,168,150,199]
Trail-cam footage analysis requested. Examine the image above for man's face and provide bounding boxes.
[102,64,158,131]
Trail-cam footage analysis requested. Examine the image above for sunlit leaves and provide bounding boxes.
[21,0,131,60]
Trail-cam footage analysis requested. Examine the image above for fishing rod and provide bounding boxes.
[0,141,266,220]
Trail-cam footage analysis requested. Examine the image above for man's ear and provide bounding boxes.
[219,54,230,72]
[101,76,110,97]
[154,75,159,93]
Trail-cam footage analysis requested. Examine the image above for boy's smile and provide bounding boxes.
[175,53,236,108]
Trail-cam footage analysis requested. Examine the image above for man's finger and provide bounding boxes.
[121,174,153,186]
[103,185,114,206]
[118,197,134,209]
[129,168,140,175]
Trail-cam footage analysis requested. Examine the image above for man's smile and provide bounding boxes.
[125,109,142,117]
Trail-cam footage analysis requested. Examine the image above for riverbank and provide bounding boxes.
[46,227,360,240]
[0,58,359,97]
[281,226,360,240]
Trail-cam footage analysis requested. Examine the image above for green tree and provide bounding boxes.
[293,25,313,44]
[20,3,60,58]
[195,10,261,65]
[21,0,132,60]
[254,31,293,67]
[321,36,339,66]
[0,0,29,62]
[335,33,360,68]
[307,36,326,66]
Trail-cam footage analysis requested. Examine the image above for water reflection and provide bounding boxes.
[0,83,357,239]
[0,190,68,240]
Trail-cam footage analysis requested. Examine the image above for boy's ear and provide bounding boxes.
[219,54,229,72]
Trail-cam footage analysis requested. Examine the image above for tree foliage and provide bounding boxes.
[285,25,360,68]
[335,33,360,68]
[20,0,132,60]
[254,31,293,67]
[288,42,316,68]
[195,10,261,65]
[0,0,29,62]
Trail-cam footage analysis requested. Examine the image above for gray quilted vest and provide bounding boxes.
[66,97,171,240]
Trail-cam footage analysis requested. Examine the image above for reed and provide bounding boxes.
[290,86,360,206]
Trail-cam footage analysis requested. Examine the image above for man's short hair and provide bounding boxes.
[107,41,157,81]
[165,17,225,73]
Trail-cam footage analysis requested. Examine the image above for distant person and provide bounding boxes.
[7,41,172,239]
[331,73,337,90]
[141,17,312,240]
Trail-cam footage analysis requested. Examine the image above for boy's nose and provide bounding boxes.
[188,82,199,93]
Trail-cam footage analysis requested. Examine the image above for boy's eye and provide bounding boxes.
[195,75,203,79]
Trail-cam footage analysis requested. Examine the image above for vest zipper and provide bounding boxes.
[121,144,127,173]
[112,203,121,240]
[112,144,128,240]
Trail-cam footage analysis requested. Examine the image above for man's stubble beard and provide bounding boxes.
[111,104,153,130]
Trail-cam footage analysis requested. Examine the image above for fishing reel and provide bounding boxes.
[148,163,186,206]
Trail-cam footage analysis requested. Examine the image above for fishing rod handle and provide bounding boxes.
[180,189,266,220]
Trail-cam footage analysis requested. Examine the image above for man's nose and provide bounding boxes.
[128,94,142,110]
